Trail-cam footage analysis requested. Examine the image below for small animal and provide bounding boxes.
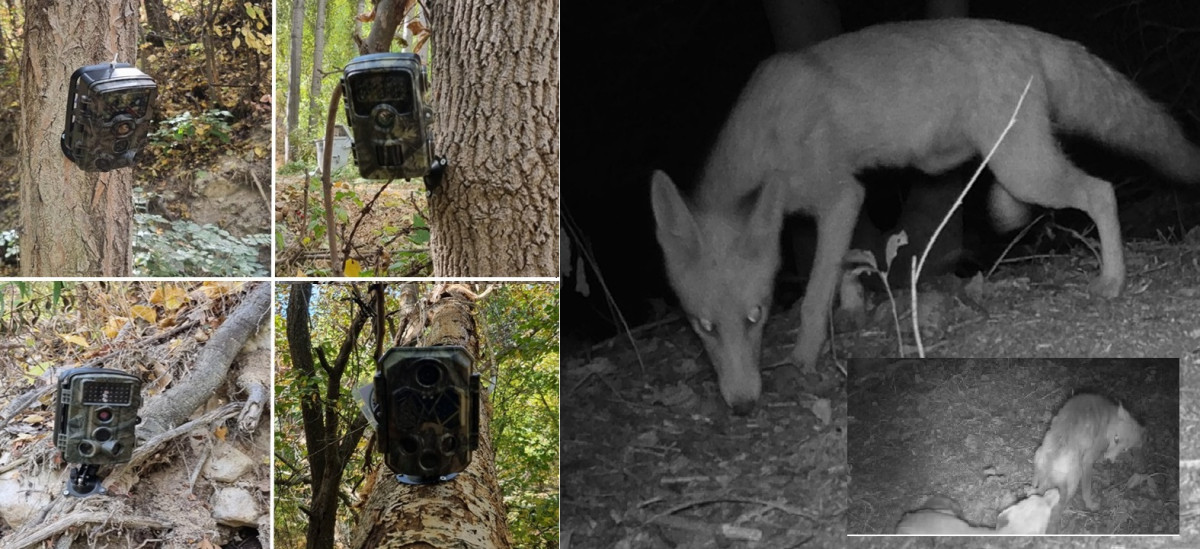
[1033,394,1144,533]
[651,19,1200,413]
[895,489,1061,535]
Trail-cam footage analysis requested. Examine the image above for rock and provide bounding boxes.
[0,467,57,529]
[211,487,260,527]
[204,442,256,483]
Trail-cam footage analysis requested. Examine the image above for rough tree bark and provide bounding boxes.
[349,284,512,548]
[19,0,140,275]
[307,0,327,133]
[286,283,371,549]
[286,0,306,161]
[426,0,560,276]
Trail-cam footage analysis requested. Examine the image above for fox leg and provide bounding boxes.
[1080,463,1099,510]
[792,181,865,368]
[984,111,1125,298]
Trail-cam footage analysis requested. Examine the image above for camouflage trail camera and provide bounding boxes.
[373,346,481,484]
[342,53,437,181]
[60,62,157,172]
[55,368,142,465]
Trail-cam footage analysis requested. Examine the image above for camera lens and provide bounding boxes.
[77,441,96,457]
[374,109,395,128]
[95,157,111,171]
[113,139,129,154]
[400,434,421,455]
[418,451,441,472]
[96,408,113,423]
[440,433,458,453]
[93,427,112,442]
[113,120,134,138]
[414,360,442,388]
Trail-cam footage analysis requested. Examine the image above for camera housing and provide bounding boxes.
[60,63,157,172]
[373,345,480,484]
[341,53,436,180]
[55,368,142,465]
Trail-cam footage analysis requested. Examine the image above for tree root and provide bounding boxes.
[3,511,169,549]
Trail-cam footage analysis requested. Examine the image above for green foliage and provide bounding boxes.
[150,109,235,148]
[481,284,560,548]
[133,213,270,277]
[277,160,314,176]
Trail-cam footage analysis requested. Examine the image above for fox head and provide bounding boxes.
[650,170,785,414]
[1103,403,1144,461]
[996,489,1060,535]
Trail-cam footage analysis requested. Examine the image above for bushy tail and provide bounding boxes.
[1044,41,1200,182]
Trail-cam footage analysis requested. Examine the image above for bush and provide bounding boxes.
[134,214,269,277]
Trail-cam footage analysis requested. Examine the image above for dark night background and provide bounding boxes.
[562,0,1200,344]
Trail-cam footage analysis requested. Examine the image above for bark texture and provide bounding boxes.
[307,0,328,133]
[19,0,140,275]
[350,284,512,548]
[427,0,560,276]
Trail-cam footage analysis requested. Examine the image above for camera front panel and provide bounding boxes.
[342,53,434,180]
[375,346,476,479]
[62,64,158,172]
[55,368,142,464]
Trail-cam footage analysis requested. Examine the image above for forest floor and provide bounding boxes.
[0,282,271,548]
[274,172,431,277]
[562,240,1200,547]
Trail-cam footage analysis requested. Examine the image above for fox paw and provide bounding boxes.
[1087,275,1123,298]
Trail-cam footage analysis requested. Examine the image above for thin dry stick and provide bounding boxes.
[986,212,1048,279]
[4,512,169,549]
[342,179,395,267]
[910,76,1034,357]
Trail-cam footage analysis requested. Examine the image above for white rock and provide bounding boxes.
[211,487,260,527]
[204,443,255,483]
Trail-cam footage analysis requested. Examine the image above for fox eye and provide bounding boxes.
[747,305,763,324]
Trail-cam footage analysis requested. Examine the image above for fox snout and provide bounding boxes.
[701,330,764,415]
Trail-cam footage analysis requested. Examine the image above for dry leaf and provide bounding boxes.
[23,414,45,425]
[131,305,157,323]
[59,333,89,347]
[103,317,129,340]
[214,424,228,442]
[162,286,189,310]
[344,258,362,277]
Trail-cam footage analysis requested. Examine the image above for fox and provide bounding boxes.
[651,19,1200,413]
[895,489,1061,535]
[1033,394,1144,533]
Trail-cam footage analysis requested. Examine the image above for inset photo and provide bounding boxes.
[273,282,559,546]
[0,281,272,547]
[848,358,1179,535]
[274,1,559,277]
[0,0,272,277]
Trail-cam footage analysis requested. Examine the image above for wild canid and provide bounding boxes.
[651,19,1200,412]
[1033,394,1144,533]
[895,490,1061,535]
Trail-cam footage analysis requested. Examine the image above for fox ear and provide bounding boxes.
[650,170,701,260]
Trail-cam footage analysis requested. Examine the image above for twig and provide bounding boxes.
[911,75,1034,357]
[0,456,28,475]
[249,168,269,211]
[341,180,395,265]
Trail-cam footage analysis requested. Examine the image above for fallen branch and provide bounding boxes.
[138,283,271,439]
[105,402,242,493]
[3,511,169,549]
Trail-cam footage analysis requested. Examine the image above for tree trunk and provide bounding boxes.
[19,0,139,276]
[426,0,560,276]
[307,0,327,134]
[287,282,371,549]
[350,284,512,548]
[144,0,172,36]
[287,0,306,161]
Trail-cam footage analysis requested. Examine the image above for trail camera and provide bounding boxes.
[60,62,157,172]
[55,368,142,497]
[342,53,443,182]
[372,346,480,484]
